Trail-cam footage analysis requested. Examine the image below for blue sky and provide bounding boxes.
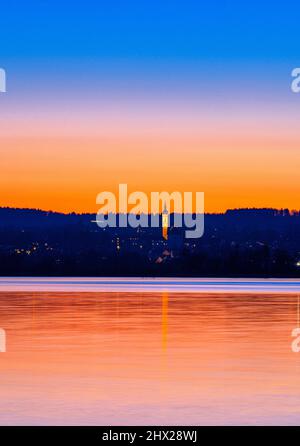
[0,0,299,105]
[0,1,299,62]
[1,1,300,213]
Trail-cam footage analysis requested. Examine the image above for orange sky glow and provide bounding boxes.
[1,95,300,213]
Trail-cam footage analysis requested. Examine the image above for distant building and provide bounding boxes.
[162,202,169,240]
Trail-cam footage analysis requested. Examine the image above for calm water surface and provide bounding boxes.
[1,291,300,425]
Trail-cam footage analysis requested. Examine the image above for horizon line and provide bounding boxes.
[0,205,298,217]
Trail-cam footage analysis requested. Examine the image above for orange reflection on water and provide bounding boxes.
[0,292,300,425]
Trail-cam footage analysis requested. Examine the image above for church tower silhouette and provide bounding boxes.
[162,201,169,240]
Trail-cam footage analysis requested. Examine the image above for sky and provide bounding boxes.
[0,1,300,213]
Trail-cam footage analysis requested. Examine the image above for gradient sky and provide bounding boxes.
[0,1,300,213]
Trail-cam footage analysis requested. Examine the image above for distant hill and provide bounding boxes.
[0,206,299,277]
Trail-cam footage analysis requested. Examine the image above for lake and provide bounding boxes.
[0,278,300,425]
